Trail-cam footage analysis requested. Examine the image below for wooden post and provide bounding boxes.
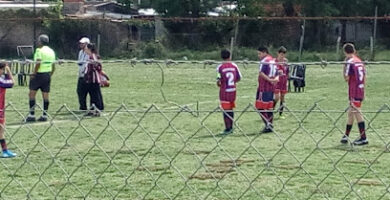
[371,6,378,60]
[299,19,306,61]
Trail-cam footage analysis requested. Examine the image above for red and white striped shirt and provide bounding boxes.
[258,55,277,92]
[84,54,102,84]
[345,55,365,100]
[217,62,242,102]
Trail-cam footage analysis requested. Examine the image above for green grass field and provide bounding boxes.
[1,62,390,200]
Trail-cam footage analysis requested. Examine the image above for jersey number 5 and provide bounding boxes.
[357,66,364,82]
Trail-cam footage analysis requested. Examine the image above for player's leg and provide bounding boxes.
[279,92,286,118]
[274,90,280,110]
[255,91,268,128]
[352,101,368,145]
[221,101,234,134]
[0,121,16,158]
[341,106,354,144]
[27,89,38,122]
[39,92,50,121]
[265,92,274,128]
[38,74,51,121]
[257,92,274,133]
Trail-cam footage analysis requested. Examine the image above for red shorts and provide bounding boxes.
[350,99,362,108]
[274,89,288,95]
[220,101,235,110]
[255,101,273,109]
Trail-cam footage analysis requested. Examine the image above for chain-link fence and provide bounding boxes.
[1,102,390,199]
[0,58,389,199]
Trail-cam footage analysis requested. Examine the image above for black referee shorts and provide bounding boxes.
[29,73,51,92]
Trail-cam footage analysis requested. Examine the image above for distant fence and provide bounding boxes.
[0,16,390,59]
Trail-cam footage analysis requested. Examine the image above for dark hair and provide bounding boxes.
[257,46,268,53]
[343,43,355,54]
[221,49,230,60]
[38,34,50,46]
[87,43,97,54]
[0,62,5,69]
[278,46,287,53]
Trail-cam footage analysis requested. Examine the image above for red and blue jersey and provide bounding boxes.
[217,62,242,102]
[345,55,365,101]
[275,57,289,91]
[0,74,14,123]
[258,55,277,92]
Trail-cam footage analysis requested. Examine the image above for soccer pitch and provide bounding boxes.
[1,62,390,199]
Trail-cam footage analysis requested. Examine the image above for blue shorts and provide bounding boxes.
[256,91,273,102]
[255,91,274,109]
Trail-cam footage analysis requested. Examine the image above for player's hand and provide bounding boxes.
[30,73,36,79]
[5,65,11,73]
[217,80,221,87]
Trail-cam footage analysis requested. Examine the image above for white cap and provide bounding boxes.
[79,37,90,44]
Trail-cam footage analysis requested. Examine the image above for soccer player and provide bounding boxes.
[0,62,17,158]
[274,46,289,119]
[256,47,278,133]
[216,49,241,135]
[26,34,56,122]
[340,43,368,145]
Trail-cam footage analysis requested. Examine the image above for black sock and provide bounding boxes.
[0,139,7,151]
[29,99,36,115]
[358,122,366,139]
[345,124,352,136]
[227,111,234,130]
[280,102,284,116]
[258,110,267,126]
[268,110,274,126]
[43,100,49,116]
[223,111,234,130]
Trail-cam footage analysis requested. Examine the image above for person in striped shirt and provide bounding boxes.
[0,62,17,158]
[84,43,104,116]
[216,49,242,135]
[340,43,368,145]
[256,47,279,133]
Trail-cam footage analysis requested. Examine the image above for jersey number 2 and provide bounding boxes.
[226,72,235,86]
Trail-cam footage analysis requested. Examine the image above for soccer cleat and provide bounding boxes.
[38,115,48,122]
[340,135,349,144]
[25,114,36,123]
[2,150,17,158]
[93,111,101,117]
[84,111,94,117]
[279,115,286,119]
[261,127,273,133]
[353,138,368,146]
[221,128,233,135]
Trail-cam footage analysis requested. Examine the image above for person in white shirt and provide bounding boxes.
[77,37,90,111]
